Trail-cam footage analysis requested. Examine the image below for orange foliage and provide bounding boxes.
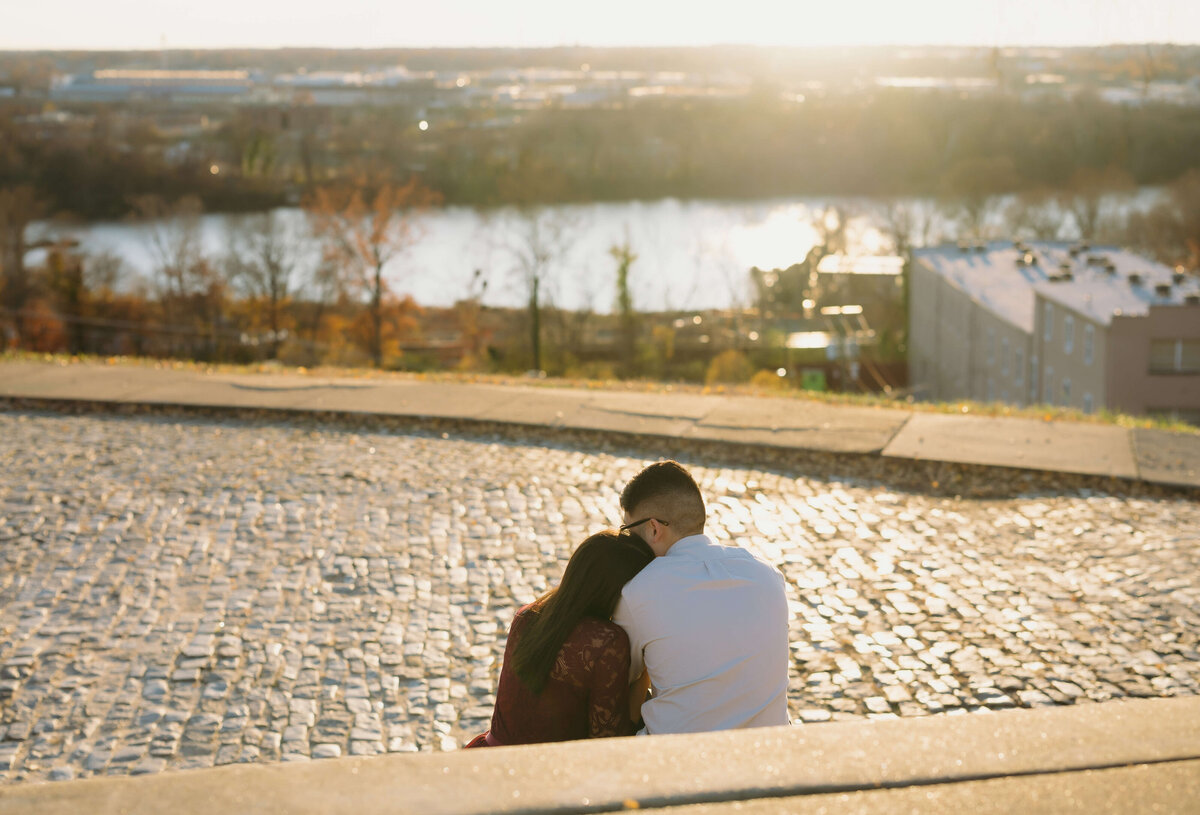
[21,299,67,352]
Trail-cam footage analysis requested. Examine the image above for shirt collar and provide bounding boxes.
[663,533,712,557]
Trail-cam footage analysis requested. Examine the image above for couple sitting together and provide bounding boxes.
[467,460,789,746]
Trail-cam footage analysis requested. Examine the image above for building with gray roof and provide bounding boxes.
[910,241,1200,422]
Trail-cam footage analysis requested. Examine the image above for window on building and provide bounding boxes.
[1084,324,1094,366]
[1015,348,1024,387]
[1001,337,1009,375]
[1150,339,1200,374]
[1083,392,1094,414]
[1064,315,1074,355]
[1043,302,1053,342]
[1062,377,1071,405]
[1044,365,1054,405]
[987,328,995,366]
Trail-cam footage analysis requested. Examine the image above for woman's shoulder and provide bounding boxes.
[509,603,538,632]
[571,616,629,647]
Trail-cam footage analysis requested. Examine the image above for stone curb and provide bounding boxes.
[3,696,1198,814]
[2,395,1195,501]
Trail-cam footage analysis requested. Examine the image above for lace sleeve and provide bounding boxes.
[587,626,635,738]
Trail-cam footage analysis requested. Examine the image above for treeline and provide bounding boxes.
[0,113,284,220]
[419,92,1200,204]
[4,91,1200,222]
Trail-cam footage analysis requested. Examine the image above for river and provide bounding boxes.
[34,192,1161,313]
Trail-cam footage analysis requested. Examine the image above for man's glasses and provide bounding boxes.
[619,517,669,533]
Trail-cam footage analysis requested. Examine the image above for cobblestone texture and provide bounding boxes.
[1,410,1198,784]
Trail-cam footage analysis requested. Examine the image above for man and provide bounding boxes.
[613,460,790,734]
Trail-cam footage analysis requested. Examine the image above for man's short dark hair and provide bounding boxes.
[621,460,705,534]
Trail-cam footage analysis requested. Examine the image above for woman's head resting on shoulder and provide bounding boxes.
[513,530,654,694]
[546,530,656,620]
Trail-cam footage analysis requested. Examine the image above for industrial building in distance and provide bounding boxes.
[910,241,1200,423]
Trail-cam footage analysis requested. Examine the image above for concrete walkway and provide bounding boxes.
[3,696,1198,814]
[1,359,1197,489]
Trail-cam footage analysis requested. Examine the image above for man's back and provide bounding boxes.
[613,534,790,734]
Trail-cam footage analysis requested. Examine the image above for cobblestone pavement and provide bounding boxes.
[1,410,1198,784]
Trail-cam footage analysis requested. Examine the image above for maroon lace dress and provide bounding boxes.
[465,604,636,746]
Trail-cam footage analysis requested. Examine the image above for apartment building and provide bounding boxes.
[910,241,1200,422]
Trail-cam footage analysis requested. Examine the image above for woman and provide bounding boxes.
[465,530,654,747]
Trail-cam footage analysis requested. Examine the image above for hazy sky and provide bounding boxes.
[3,0,1199,51]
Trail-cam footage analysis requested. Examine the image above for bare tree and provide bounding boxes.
[84,251,124,295]
[1061,166,1134,242]
[939,157,1019,242]
[813,204,852,256]
[1004,190,1066,241]
[610,240,637,375]
[226,211,309,359]
[501,207,573,373]
[306,176,440,367]
[130,194,223,356]
[880,198,940,256]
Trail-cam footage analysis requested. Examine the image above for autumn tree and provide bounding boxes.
[1124,169,1200,270]
[41,243,86,353]
[0,186,48,347]
[305,176,441,367]
[454,268,490,370]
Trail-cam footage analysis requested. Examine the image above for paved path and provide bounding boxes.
[1,360,1198,488]
[1,407,1197,784]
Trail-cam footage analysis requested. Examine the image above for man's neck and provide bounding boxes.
[655,531,705,557]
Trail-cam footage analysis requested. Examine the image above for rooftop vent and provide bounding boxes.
[1079,242,1091,252]
[1185,294,1200,305]
[1154,283,1172,297]
[1128,273,1143,286]
[1052,262,1074,282]
[1087,254,1107,265]
[1016,252,1035,267]
[1069,245,1082,257]
[1174,272,1186,285]
[1104,262,1117,275]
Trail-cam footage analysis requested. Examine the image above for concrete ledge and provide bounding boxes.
[3,697,1198,814]
[882,413,1140,479]
[676,761,1200,814]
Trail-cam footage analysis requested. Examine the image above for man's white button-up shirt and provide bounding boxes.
[613,533,790,734]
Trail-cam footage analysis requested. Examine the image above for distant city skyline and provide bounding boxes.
[3,0,1199,51]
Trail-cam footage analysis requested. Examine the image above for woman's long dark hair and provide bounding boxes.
[511,531,654,695]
